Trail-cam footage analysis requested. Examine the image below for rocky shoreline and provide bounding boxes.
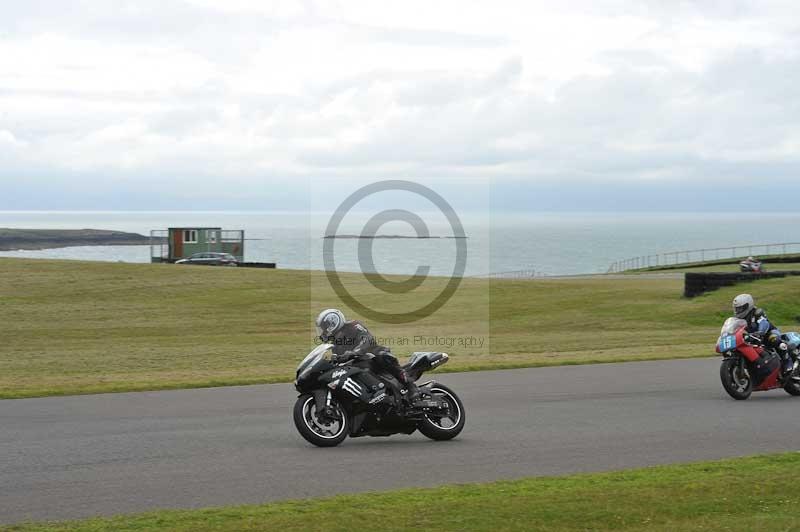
[0,229,153,251]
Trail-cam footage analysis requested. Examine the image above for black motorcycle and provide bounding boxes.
[293,343,465,447]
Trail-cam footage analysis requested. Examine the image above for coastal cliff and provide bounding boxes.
[0,229,152,251]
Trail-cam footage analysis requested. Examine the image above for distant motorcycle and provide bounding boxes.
[293,344,465,447]
[739,257,764,273]
[716,317,800,400]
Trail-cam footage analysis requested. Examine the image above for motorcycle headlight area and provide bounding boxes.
[297,354,322,380]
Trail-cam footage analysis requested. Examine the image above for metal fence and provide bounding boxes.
[150,230,169,262]
[473,269,544,279]
[607,242,800,273]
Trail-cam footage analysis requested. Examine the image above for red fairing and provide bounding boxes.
[756,367,781,391]
[735,327,762,362]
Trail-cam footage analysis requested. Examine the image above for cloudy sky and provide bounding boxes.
[2,1,799,210]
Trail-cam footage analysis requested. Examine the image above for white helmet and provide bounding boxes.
[733,294,755,319]
[315,308,346,340]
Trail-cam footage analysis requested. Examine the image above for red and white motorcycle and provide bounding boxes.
[716,317,800,400]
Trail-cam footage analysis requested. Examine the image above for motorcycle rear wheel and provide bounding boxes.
[720,359,752,400]
[293,395,349,447]
[417,384,465,441]
[784,381,800,396]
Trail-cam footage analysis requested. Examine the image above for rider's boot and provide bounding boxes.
[399,370,421,405]
[786,356,800,381]
[779,348,797,380]
[773,341,793,377]
[404,381,421,404]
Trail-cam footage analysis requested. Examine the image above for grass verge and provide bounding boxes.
[7,452,800,531]
[3,257,800,398]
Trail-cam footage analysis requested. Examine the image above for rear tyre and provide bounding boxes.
[720,359,752,400]
[293,395,349,447]
[417,384,465,441]
[784,381,800,396]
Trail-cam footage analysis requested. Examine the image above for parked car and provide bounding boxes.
[175,252,239,266]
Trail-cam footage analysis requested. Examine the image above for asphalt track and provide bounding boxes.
[3,357,800,525]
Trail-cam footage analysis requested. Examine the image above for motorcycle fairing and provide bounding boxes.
[718,334,737,352]
[295,344,335,393]
[717,326,761,362]
[782,332,800,351]
[404,352,449,381]
[320,366,371,402]
[753,352,781,391]
[297,343,333,378]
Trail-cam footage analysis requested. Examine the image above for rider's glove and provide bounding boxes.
[333,350,356,364]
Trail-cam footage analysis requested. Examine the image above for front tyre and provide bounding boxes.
[720,358,752,400]
[293,395,349,447]
[417,384,465,441]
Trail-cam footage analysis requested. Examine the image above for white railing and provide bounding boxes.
[473,269,544,279]
[607,242,800,273]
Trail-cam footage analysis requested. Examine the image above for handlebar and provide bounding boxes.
[744,333,763,345]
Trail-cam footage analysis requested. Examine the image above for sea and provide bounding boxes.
[0,211,798,276]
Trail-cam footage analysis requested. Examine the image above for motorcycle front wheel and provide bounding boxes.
[417,384,466,441]
[293,394,349,447]
[720,358,752,400]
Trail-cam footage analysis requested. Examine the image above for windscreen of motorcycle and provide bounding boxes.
[297,343,333,379]
[720,317,747,336]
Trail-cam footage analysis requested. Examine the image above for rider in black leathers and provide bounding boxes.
[315,309,421,403]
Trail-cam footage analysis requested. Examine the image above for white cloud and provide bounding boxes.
[1,0,799,198]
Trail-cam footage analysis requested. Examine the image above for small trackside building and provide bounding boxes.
[150,227,245,263]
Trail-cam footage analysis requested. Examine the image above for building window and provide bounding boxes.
[208,230,217,244]
[183,230,197,243]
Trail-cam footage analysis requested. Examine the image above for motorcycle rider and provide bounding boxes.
[733,294,795,377]
[315,308,422,404]
[740,256,762,273]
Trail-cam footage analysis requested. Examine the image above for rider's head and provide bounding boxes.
[733,293,755,319]
[315,308,346,341]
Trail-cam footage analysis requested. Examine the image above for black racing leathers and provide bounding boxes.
[326,321,410,386]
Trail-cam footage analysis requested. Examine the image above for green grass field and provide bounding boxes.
[7,452,800,531]
[2,257,800,399]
